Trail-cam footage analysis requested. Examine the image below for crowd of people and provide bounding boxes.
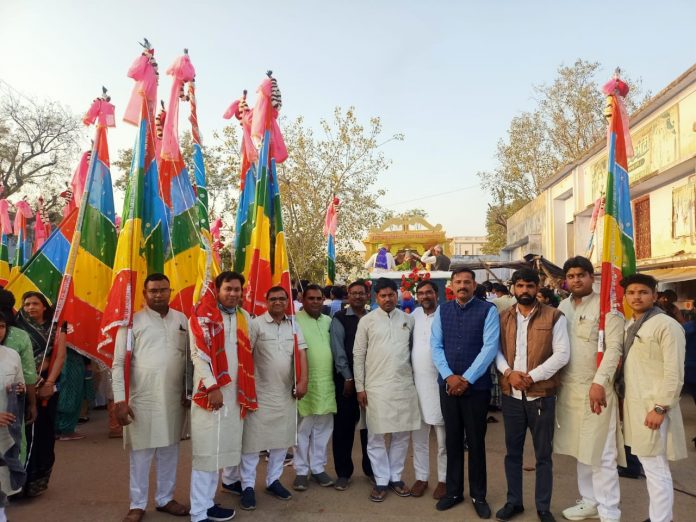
[0,254,692,522]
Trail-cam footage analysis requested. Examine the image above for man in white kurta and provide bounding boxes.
[410,280,447,500]
[555,257,624,522]
[235,287,308,508]
[112,274,189,522]
[354,278,420,502]
[189,273,250,522]
[621,274,687,522]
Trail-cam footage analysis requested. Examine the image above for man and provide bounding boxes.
[620,273,686,522]
[492,283,516,313]
[421,244,451,271]
[293,284,337,490]
[354,277,420,502]
[410,279,447,500]
[555,257,624,522]
[431,268,499,518]
[112,274,189,522]
[495,269,569,522]
[233,286,308,510]
[330,280,373,491]
[364,245,395,273]
[188,271,255,522]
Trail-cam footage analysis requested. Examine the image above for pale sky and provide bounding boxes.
[2,0,695,237]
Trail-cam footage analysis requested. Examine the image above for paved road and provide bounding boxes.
[8,398,696,521]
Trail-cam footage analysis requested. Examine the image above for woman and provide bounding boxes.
[15,291,66,497]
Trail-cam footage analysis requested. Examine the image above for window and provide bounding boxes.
[634,196,651,260]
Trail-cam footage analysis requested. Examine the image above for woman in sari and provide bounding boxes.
[15,291,66,497]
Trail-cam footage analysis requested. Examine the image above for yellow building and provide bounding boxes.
[504,63,696,299]
[363,216,451,259]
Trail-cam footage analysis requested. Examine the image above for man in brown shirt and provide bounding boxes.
[494,269,570,522]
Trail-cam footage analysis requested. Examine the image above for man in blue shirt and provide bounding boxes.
[431,267,500,518]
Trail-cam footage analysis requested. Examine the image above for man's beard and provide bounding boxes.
[516,294,535,305]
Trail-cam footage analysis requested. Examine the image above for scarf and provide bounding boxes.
[375,247,388,270]
[189,283,257,417]
[15,310,53,368]
[615,305,664,398]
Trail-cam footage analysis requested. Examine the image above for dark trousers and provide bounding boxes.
[24,392,59,496]
[440,387,490,501]
[501,394,555,512]
[332,375,372,479]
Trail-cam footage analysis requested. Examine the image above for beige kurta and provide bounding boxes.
[411,307,443,426]
[241,313,306,454]
[0,346,24,496]
[624,313,687,460]
[190,307,249,471]
[554,293,625,466]
[112,307,188,451]
[353,307,421,435]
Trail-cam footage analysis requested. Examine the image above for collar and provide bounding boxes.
[454,296,475,309]
[263,311,288,323]
[145,305,170,319]
[569,291,596,307]
[515,303,539,320]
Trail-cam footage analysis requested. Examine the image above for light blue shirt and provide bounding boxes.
[431,298,500,384]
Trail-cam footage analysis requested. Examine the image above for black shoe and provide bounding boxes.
[473,499,491,519]
[221,481,242,495]
[617,466,644,479]
[240,487,256,510]
[206,504,236,521]
[266,479,292,500]
[537,511,555,522]
[495,502,524,521]
[436,495,464,511]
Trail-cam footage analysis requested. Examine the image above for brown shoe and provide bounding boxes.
[369,486,388,502]
[122,509,145,522]
[432,481,446,500]
[410,480,428,497]
[155,500,189,516]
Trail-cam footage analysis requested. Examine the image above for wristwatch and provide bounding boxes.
[653,405,667,415]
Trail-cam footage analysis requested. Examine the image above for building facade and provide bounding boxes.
[450,235,486,256]
[503,64,696,303]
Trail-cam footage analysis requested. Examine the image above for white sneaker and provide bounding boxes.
[562,499,600,520]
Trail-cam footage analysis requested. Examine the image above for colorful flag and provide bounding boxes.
[225,90,257,279]
[11,201,33,272]
[0,200,12,286]
[598,72,636,365]
[161,52,216,316]
[62,150,91,218]
[50,92,117,365]
[323,196,339,285]
[5,209,77,306]
[99,47,166,366]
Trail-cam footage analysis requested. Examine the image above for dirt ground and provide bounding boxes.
[7,397,696,521]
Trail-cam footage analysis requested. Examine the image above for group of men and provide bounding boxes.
[112,254,687,522]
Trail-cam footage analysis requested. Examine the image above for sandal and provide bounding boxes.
[155,499,189,516]
[122,508,145,522]
[389,480,411,497]
[369,486,387,502]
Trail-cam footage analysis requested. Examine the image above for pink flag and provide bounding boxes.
[0,200,12,235]
[323,196,339,237]
[161,52,195,161]
[33,197,51,252]
[251,72,287,163]
[123,44,159,126]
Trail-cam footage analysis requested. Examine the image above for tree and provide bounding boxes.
[0,89,80,220]
[479,59,650,254]
[278,107,403,282]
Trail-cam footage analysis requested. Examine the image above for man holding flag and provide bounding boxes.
[188,271,255,522]
[112,274,189,522]
[555,256,624,522]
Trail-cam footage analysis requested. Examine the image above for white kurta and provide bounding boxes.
[112,307,188,451]
[241,313,306,453]
[624,313,687,461]
[0,346,24,497]
[190,307,249,471]
[411,307,443,426]
[353,307,421,435]
[555,293,625,466]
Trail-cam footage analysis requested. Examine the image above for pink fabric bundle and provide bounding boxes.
[83,99,116,127]
[123,52,159,126]
[0,200,12,235]
[251,76,287,163]
[223,93,258,165]
[14,200,33,234]
[64,151,91,217]
[323,196,339,236]
[602,76,634,158]
[161,53,196,161]
[33,198,51,252]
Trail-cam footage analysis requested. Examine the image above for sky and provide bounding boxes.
[2,0,695,238]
